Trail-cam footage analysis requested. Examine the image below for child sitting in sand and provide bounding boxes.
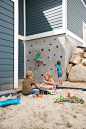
[43,72,56,91]
[55,60,63,85]
[36,48,46,67]
[22,71,39,97]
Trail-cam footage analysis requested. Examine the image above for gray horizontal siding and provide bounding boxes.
[0,0,14,90]
[18,40,24,79]
[18,0,24,36]
[26,0,62,36]
[67,0,86,39]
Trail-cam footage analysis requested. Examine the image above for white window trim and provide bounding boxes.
[11,0,18,89]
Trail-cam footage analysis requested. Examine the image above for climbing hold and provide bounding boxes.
[27,60,30,61]
[29,52,31,54]
[54,39,56,40]
[38,65,40,67]
[44,40,45,42]
[60,56,62,58]
[54,54,56,56]
[51,68,53,70]
[47,57,49,58]
[34,68,36,70]
[31,45,33,47]
[35,50,37,51]
[41,74,43,76]
[34,59,36,61]
[44,64,46,65]
[36,41,37,43]
[49,43,52,45]
[51,75,53,77]
[30,67,31,69]
[55,64,57,66]
[48,49,51,51]
[42,48,44,51]
[56,46,58,48]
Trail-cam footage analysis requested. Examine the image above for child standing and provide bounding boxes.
[22,71,39,97]
[43,72,56,91]
[55,61,63,85]
[36,49,46,67]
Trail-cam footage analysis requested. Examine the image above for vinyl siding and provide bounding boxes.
[26,0,62,36]
[0,0,14,90]
[18,40,24,79]
[18,0,24,36]
[67,0,86,39]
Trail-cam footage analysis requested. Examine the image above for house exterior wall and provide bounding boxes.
[26,0,63,36]
[18,40,24,79]
[67,0,86,39]
[0,0,14,90]
[18,0,24,36]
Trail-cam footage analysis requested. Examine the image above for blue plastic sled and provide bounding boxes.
[0,98,21,107]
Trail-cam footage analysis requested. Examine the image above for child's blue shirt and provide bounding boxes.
[56,65,62,73]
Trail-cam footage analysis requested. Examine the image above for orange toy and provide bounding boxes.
[37,94,42,98]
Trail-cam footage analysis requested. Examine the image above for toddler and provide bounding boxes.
[22,71,39,97]
[55,61,63,85]
[43,72,56,91]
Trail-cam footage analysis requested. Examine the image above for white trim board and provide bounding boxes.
[67,30,83,44]
[13,0,18,89]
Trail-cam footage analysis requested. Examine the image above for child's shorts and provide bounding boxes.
[58,72,62,78]
[36,59,43,63]
[29,88,39,95]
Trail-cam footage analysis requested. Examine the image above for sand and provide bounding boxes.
[0,88,86,129]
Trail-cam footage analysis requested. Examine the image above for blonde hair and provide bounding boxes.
[43,72,51,79]
[26,71,34,77]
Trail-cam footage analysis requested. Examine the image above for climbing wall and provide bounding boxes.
[26,34,66,82]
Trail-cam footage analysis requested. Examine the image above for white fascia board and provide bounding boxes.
[25,29,65,41]
[14,0,18,88]
[67,30,83,44]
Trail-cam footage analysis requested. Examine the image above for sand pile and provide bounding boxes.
[0,89,86,129]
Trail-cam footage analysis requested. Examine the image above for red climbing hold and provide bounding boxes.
[34,68,36,70]
[36,41,37,43]
[44,40,45,42]
[51,75,53,77]
[49,43,52,45]
[35,50,37,51]
[30,67,31,69]
[31,45,33,47]
[54,54,56,56]
[27,60,30,61]
[43,64,46,65]
[34,59,36,61]
[51,68,53,70]
[48,49,51,51]
[54,39,56,40]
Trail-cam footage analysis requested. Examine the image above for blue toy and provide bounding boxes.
[0,98,21,107]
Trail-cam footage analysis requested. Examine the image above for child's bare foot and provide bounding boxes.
[32,94,37,98]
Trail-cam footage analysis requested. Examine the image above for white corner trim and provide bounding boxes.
[67,30,83,44]
[62,0,67,33]
[14,0,18,88]
[81,0,86,8]
[25,29,65,41]
[83,22,86,47]
[24,42,26,78]
[24,0,26,36]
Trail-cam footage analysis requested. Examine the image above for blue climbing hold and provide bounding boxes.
[38,65,40,67]
[60,56,62,58]
[48,57,49,58]
[41,74,43,76]
[29,51,31,54]
[42,48,44,51]
[56,46,58,48]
